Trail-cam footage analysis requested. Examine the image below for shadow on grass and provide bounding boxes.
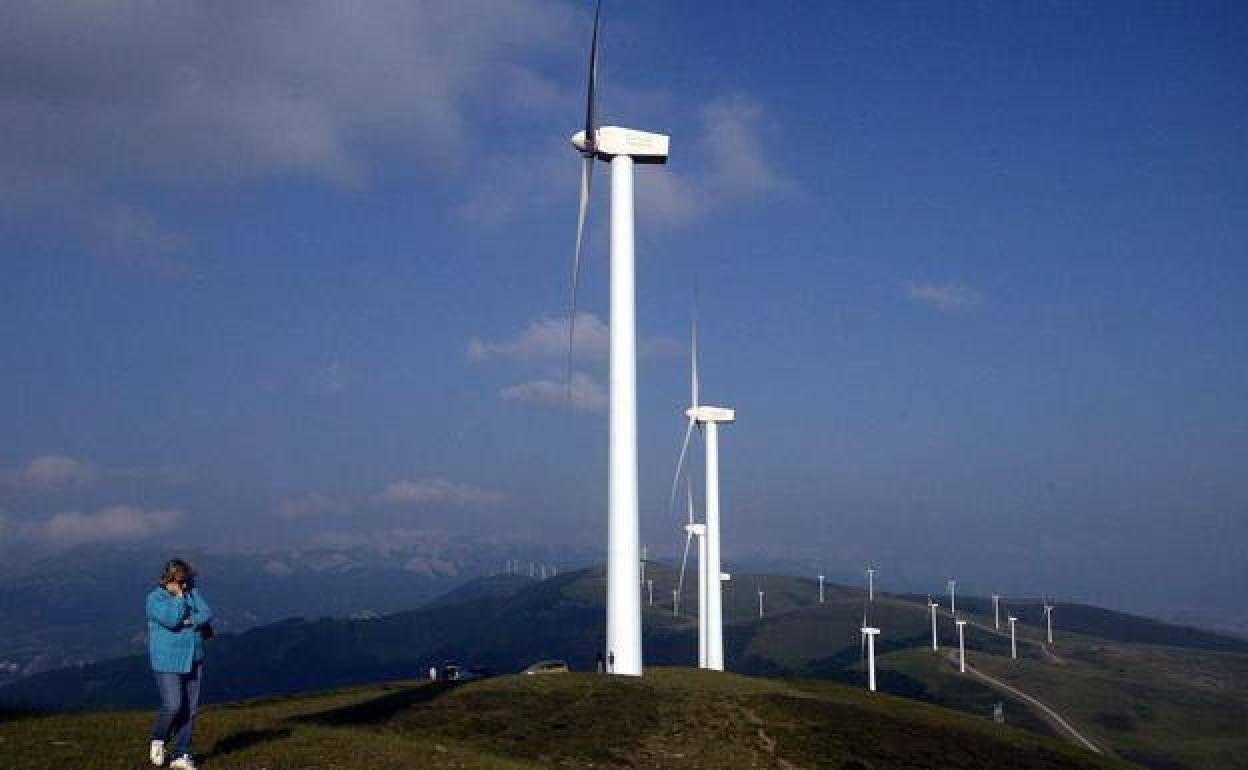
[203,727,293,761]
[297,682,463,727]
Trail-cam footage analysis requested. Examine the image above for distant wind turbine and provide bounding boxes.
[676,474,707,666]
[566,0,671,678]
[992,593,1000,630]
[861,626,881,692]
[1008,615,1018,660]
[757,586,765,619]
[928,596,940,651]
[956,619,967,673]
[1043,601,1055,644]
[818,573,825,604]
[866,566,876,601]
[646,578,653,606]
[948,578,957,616]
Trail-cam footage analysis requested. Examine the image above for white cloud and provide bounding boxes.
[17,455,95,489]
[275,493,344,520]
[374,478,504,507]
[303,362,351,396]
[905,282,983,312]
[500,372,608,413]
[263,559,294,577]
[26,505,183,547]
[0,1,573,265]
[468,313,677,363]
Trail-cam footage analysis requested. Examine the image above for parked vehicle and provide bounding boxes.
[522,659,570,675]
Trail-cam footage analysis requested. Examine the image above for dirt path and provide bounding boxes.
[944,651,1102,755]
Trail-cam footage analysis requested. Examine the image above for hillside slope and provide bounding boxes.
[0,669,1131,770]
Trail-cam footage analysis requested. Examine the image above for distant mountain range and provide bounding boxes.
[0,540,592,684]
[4,565,1247,769]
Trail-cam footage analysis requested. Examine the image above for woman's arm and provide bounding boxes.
[147,591,189,630]
[187,588,214,627]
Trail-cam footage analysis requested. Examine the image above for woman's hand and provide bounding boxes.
[165,581,184,597]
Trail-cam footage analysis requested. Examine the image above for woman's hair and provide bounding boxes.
[158,558,196,587]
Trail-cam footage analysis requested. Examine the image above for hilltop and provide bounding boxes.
[0,668,1130,770]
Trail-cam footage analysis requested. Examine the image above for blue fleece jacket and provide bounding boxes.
[146,587,214,674]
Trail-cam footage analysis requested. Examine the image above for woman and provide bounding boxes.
[146,558,213,770]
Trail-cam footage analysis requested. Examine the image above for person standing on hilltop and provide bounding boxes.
[146,558,214,770]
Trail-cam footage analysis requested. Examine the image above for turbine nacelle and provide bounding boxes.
[684,522,707,536]
[860,626,881,635]
[571,127,670,164]
[686,405,736,423]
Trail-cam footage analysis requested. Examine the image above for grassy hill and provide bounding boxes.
[0,668,1132,770]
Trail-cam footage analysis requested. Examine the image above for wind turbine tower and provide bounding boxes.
[757,587,765,619]
[672,587,680,616]
[567,0,671,677]
[956,619,967,673]
[867,567,876,601]
[928,597,940,651]
[992,593,1000,630]
[1043,601,1055,644]
[818,573,825,604]
[861,626,881,692]
[646,578,653,606]
[948,578,957,616]
[1008,616,1018,660]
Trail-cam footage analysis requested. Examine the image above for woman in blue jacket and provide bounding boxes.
[146,558,213,770]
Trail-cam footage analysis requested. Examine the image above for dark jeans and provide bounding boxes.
[152,661,203,757]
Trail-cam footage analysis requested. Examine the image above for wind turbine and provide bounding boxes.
[866,567,876,601]
[672,587,680,616]
[992,593,1000,630]
[757,586,765,619]
[676,475,707,667]
[947,578,957,616]
[640,545,647,587]
[861,626,881,692]
[669,310,734,671]
[956,619,967,673]
[1008,615,1018,660]
[928,596,940,651]
[1043,601,1055,644]
[818,573,825,604]
[567,0,671,678]
[646,578,653,606]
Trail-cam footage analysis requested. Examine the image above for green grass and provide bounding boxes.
[0,668,1132,769]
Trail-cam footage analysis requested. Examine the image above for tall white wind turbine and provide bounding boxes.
[1008,615,1018,660]
[757,586,765,619]
[818,573,825,604]
[992,593,1001,630]
[670,311,734,671]
[1043,601,1055,644]
[866,567,876,601]
[567,0,670,677]
[948,578,957,616]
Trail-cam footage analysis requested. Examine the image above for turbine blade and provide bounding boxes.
[585,0,601,151]
[567,154,594,399]
[668,416,696,520]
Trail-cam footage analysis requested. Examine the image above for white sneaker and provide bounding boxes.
[169,755,197,770]
[149,740,165,766]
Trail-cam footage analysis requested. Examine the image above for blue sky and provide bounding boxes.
[1,1,1245,624]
